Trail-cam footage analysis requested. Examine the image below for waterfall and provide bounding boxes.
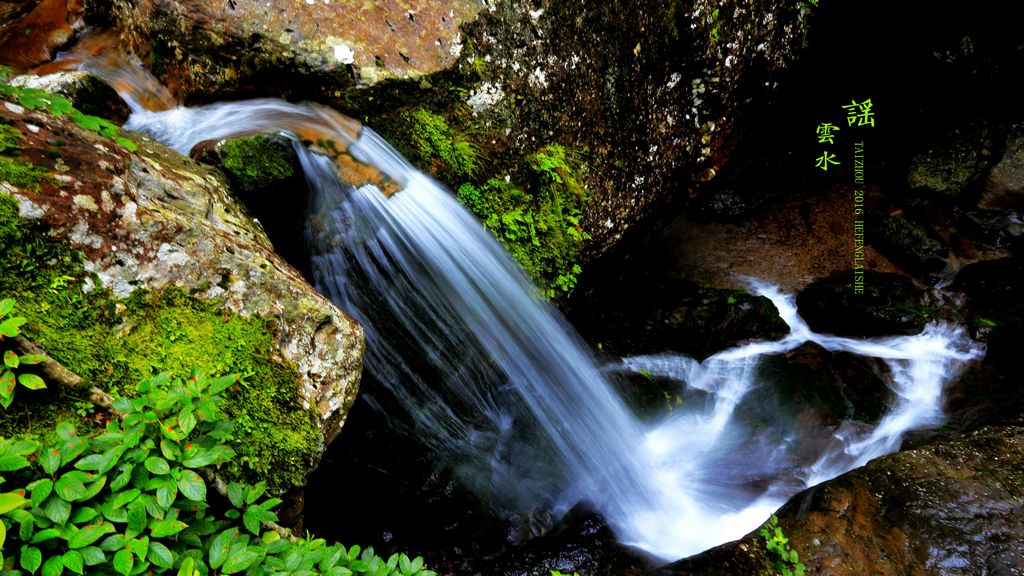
[95,55,983,561]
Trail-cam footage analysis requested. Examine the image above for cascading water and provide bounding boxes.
[85,52,985,563]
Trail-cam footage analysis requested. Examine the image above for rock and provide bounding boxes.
[756,342,891,425]
[906,124,987,201]
[868,214,949,276]
[570,276,789,360]
[664,425,1024,576]
[0,0,83,70]
[90,0,805,264]
[0,101,363,472]
[97,0,481,98]
[10,71,130,122]
[458,0,805,255]
[952,256,1024,316]
[981,125,1024,209]
[482,504,650,576]
[795,271,930,337]
[193,134,310,275]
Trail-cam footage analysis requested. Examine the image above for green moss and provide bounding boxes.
[404,107,481,180]
[218,136,296,194]
[0,125,48,192]
[455,144,591,298]
[0,193,320,492]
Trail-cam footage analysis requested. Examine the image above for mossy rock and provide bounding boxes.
[0,102,363,493]
[868,214,948,276]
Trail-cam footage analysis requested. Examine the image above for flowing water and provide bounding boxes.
[80,54,985,563]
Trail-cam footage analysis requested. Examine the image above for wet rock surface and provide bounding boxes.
[570,274,788,360]
[757,343,891,425]
[665,426,1024,576]
[795,272,930,338]
[0,103,363,443]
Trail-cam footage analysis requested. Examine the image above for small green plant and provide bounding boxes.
[759,514,806,576]
[0,298,48,409]
[549,571,581,576]
[0,367,439,576]
[0,65,137,152]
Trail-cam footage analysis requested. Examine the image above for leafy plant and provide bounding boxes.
[0,65,137,152]
[404,108,481,179]
[0,367,438,576]
[759,514,806,576]
[0,298,48,409]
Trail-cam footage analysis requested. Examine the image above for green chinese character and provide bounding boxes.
[816,122,840,143]
[842,99,875,127]
[815,151,839,171]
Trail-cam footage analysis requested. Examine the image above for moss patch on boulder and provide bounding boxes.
[0,192,321,492]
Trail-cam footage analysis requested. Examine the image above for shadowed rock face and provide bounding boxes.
[0,102,364,445]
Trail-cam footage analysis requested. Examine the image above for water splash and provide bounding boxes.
[617,282,982,558]
[87,51,985,562]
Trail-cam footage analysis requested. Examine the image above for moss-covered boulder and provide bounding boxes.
[868,214,949,276]
[661,426,1024,576]
[0,99,363,491]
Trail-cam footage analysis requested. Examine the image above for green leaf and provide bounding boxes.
[113,549,134,576]
[126,500,147,539]
[79,546,105,566]
[0,315,26,337]
[411,556,424,573]
[177,557,194,576]
[4,350,18,368]
[156,477,177,509]
[41,555,63,576]
[56,422,75,439]
[0,517,5,549]
[243,507,261,535]
[111,488,142,509]
[74,454,106,471]
[147,540,173,568]
[69,506,99,524]
[18,373,46,390]
[39,448,60,475]
[208,529,234,569]
[0,438,36,471]
[18,353,47,365]
[149,518,187,538]
[61,551,84,575]
[245,482,266,505]
[20,545,42,574]
[54,473,87,501]
[207,374,238,396]
[18,512,33,540]
[0,491,27,513]
[42,495,71,525]
[227,483,245,508]
[177,470,206,502]
[59,436,90,467]
[144,456,170,475]
[68,523,114,549]
[221,547,261,574]
[0,298,14,317]
[159,440,180,462]
[30,528,60,543]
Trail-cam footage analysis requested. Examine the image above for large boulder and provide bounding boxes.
[0,98,363,487]
[86,0,806,269]
[662,425,1024,576]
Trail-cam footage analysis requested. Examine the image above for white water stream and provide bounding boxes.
[120,94,982,562]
